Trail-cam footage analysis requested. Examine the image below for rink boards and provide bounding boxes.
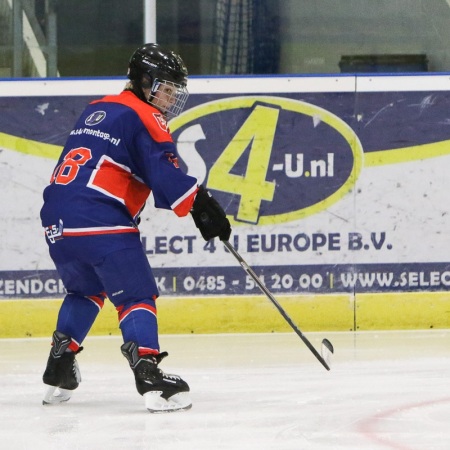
[1,75,450,337]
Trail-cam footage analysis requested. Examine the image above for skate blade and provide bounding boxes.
[144,391,192,413]
[42,385,73,405]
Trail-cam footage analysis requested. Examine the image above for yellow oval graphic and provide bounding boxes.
[170,95,364,225]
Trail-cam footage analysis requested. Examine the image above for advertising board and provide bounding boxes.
[1,75,450,301]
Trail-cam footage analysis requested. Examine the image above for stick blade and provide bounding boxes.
[321,338,334,368]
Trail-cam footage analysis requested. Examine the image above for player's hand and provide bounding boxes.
[191,185,231,241]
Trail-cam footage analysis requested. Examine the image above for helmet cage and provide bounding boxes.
[148,78,189,119]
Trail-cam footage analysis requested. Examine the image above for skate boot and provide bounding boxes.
[42,331,82,405]
[121,341,192,413]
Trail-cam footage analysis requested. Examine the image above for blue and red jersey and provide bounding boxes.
[40,90,198,237]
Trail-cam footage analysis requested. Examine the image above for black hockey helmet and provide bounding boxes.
[127,43,188,88]
[127,43,189,118]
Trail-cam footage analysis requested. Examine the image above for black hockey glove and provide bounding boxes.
[191,185,231,241]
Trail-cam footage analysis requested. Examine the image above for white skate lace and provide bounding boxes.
[158,369,181,381]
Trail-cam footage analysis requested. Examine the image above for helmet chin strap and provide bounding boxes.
[143,87,169,118]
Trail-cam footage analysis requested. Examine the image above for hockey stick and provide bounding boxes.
[223,240,334,371]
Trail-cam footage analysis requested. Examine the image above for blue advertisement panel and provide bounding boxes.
[1,76,450,298]
[2,262,450,298]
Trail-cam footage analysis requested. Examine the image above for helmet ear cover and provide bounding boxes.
[140,74,153,90]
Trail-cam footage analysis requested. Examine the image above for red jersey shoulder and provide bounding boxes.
[92,91,173,144]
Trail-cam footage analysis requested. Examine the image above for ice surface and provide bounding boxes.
[0,330,449,450]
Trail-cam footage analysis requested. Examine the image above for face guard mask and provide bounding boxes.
[148,79,189,119]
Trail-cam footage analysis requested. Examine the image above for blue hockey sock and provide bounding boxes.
[117,298,160,355]
[56,292,105,349]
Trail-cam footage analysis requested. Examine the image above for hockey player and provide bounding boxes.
[40,43,231,413]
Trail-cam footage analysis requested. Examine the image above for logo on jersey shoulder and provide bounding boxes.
[85,111,106,126]
[153,113,169,133]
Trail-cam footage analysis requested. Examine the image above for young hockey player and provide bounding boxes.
[40,43,231,413]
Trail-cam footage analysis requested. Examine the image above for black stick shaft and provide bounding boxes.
[223,240,330,371]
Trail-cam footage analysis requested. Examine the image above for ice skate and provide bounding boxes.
[42,331,82,405]
[121,341,192,413]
